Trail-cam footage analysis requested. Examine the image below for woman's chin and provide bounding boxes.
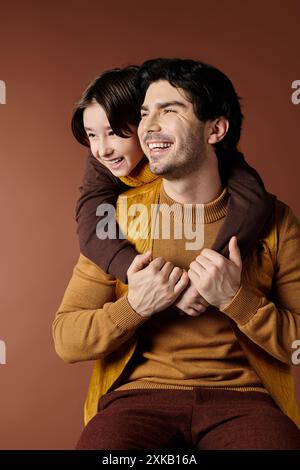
[111,167,130,177]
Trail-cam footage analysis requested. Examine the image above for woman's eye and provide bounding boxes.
[108,130,115,136]
[87,133,95,138]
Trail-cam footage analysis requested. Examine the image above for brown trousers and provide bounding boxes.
[76,388,300,450]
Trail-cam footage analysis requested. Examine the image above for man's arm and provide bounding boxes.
[53,253,189,364]
[52,254,147,363]
[220,202,300,364]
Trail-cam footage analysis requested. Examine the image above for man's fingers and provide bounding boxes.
[185,308,203,317]
[174,271,189,296]
[169,266,183,285]
[196,296,210,307]
[127,251,152,275]
[160,261,175,277]
[188,267,201,285]
[177,303,206,316]
[229,236,242,268]
[150,257,167,270]
[193,255,215,272]
[198,248,223,263]
[189,261,206,276]
[193,302,208,310]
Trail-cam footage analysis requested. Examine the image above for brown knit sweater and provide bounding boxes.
[114,184,265,392]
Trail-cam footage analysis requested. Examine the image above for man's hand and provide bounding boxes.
[175,282,210,317]
[127,251,189,318]
[188,236,242,310]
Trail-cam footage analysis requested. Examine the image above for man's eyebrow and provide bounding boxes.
[141,101,187,111]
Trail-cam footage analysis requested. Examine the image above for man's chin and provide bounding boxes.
[149,163,166,175]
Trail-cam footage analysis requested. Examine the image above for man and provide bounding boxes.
[53,59,300,449]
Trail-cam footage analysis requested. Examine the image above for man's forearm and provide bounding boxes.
[53,295,147,363]
[221,204,300,364]
[52,254,147,363]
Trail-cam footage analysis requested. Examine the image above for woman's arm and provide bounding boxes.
[213,152,274,261]
[76,151,274,282]
[75,154,138,282]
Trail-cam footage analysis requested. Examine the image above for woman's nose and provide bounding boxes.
[97,139,113,158]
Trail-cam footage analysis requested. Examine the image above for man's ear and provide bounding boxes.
[206,117,229,144]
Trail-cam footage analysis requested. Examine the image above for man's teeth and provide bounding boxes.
[148,143,172,150]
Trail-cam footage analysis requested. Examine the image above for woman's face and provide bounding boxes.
[83,101,144,177]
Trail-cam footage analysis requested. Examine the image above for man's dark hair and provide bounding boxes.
[71,65,140,146]
[137,58,244,176]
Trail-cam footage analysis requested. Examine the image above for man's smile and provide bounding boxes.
[147,142,172,149]
[146,141,174,156]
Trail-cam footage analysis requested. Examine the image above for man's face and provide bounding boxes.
[138,80,208,179]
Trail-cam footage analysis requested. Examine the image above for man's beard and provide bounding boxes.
[149,132,206,180]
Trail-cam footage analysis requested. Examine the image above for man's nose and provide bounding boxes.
[142,113,162,133]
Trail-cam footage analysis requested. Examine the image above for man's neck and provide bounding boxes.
[162,155,223,204]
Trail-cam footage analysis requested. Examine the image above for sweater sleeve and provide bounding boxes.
[75,154,138,282]
[221,201,300,364]
[212,152,274,261]
[52,254,147,363]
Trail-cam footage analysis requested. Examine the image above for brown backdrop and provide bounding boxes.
[0,0,299,449]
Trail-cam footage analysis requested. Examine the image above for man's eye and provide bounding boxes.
[140,113,147,118]
[164,109,174,114]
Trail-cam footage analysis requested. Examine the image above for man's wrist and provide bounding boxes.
[219,282,261,325]
[217,283,241,311]
[109,296,148,331]
[127,294,153,319]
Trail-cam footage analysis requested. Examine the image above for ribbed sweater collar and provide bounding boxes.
[159,183,229,224]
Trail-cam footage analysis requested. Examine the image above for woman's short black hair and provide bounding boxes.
[71,65,140,147]
[137,58,244,171]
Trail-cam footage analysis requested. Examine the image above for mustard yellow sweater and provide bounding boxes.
[54,186,300,375]
[114,185,265,392]
[53,177,300,427]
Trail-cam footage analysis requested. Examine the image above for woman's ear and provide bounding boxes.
[207,117,229,144]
